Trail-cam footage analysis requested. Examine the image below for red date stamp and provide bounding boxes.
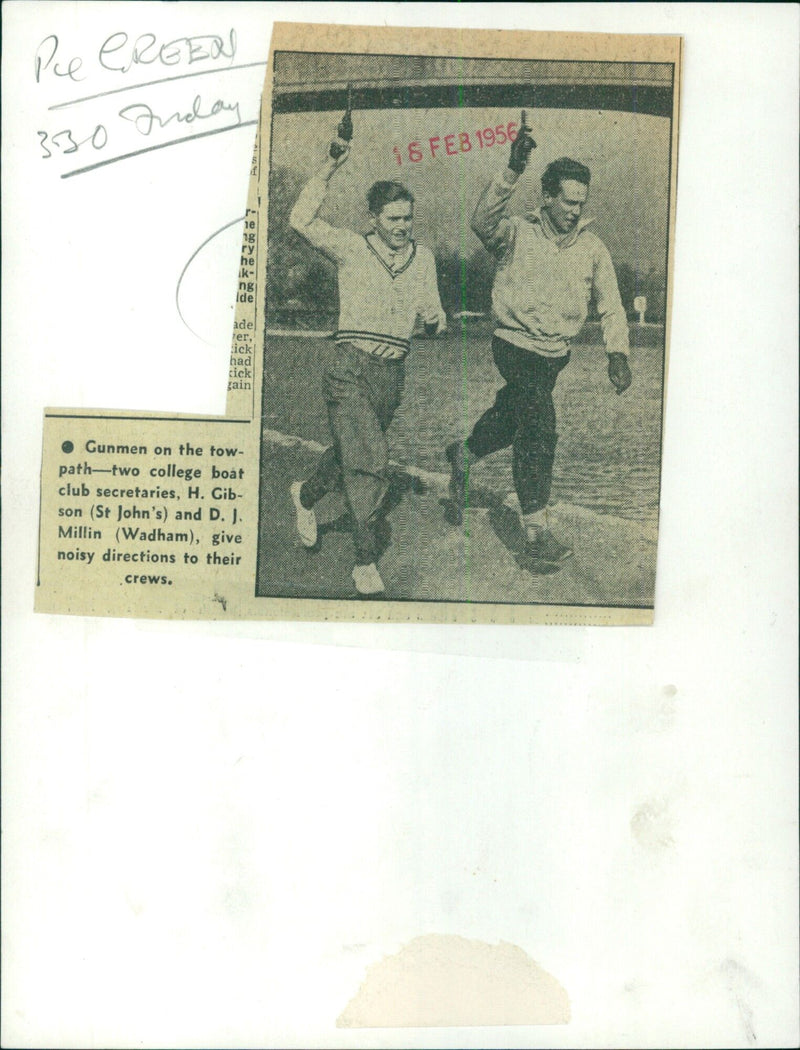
[393,122,519,166]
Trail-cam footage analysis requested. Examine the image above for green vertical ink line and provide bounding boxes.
[456,70,472,601]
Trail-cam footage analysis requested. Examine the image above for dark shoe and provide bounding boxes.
[524,528,573,563]
[290,481,317,547]
[445,442,468,523]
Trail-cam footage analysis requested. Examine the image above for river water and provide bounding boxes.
[263,325,665,528]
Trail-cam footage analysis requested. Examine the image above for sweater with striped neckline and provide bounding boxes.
[289,175,445,360]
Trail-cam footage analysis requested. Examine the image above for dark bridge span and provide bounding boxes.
[273,53,675,118]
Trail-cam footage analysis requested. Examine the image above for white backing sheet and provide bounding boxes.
[2,3,798,1047]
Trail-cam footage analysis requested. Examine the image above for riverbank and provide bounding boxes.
[257,431,657,608]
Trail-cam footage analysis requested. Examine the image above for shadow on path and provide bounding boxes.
[258,440,656,606]
[439,483,564,576]
[314,467,430,561]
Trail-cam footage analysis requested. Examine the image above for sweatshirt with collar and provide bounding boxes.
[471,169,630,358]
[289,174,445,361]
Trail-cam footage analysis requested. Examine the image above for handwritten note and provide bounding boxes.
[6,3,271,414]
[34,28,261,179]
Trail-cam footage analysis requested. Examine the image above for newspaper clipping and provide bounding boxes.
[35,22,682,625]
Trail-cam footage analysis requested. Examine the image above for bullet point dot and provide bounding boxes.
[62,441,74,454]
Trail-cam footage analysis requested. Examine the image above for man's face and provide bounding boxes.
[543,179,589,234]
[372,199,414,250]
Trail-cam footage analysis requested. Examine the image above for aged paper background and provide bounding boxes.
[3,3,799,1048]
[30,21,680,625]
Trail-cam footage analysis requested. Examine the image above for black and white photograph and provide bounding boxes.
[257,46,678,611]
[4,5,798,1048]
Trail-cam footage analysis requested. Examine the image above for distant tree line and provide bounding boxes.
[266,166,666,326]
[265,167,339,324]
[611,262,667,324]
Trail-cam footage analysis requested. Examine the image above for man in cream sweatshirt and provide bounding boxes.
[288,127,446,596]
[447,117,632,564]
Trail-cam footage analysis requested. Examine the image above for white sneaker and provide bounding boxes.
[352,563,385,596]
[290,481,317,547]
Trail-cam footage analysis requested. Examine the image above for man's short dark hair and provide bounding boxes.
[541,158,591,198]
[367,181,415,215]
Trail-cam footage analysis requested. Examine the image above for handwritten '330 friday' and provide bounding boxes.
[34,29,245,173]
[393,122,521,165]
[37,94,241,160]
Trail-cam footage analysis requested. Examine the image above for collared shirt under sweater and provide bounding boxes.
[289,175,445,361]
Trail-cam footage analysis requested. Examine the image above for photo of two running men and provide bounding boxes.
[257,52,674,609]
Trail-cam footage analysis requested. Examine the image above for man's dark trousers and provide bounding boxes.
[466,335,570,514]
[300,341,404,564]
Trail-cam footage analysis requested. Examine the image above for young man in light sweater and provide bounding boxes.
[446,117,632,564]
[288,128,446,596]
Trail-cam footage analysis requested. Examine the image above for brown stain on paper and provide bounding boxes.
[337,934,570,1028]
